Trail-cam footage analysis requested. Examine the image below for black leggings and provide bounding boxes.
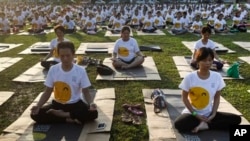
[174,112,241,132]
[31,100,98,124]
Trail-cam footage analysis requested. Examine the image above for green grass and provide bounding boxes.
[0,27,250,141]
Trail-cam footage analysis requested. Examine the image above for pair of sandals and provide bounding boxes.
[121,104,143,125]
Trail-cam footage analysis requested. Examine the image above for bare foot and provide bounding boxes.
[192,121,209,133]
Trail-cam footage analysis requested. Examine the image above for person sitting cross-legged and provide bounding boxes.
[31,41,98,124]
[40,25,70,70]
[174,47,241,133]
[112,26,145,69]
[191,27,225,70]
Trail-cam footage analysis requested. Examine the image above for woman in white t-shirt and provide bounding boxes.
[31,41,98,124]
[171,11,188,35]
[0,12,10,34]
[174,47,241,133]
[140,11,157,33]
[41,25,70,70]
[191,27,224,70]
[111,13,125,34]
[214,13,229,33]
[112,26,145,69]
[231,10,247,32]
[191,14,203,34]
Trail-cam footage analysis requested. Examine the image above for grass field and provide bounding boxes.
[0,26,250,140]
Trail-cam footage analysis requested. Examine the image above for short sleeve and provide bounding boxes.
[80,68,91,89]
[179,74,190,92]
[44,66,54,88]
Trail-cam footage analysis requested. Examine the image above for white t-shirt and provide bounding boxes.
[131,15,141,25]
[45,63,91,104]
[214,19,226,30]
[173,18,184,30]
[113,37,140,62]
[143,17,154,30]
[113,18,124,31]
[179,71,225,117]
[191,21,203,30]
[62,20,75,29]
[154,16,165,26]
[232,16,242,26]
[50,38,69,62]
[85,18,96,30]
[194,39,216,50]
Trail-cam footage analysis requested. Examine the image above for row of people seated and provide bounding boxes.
[32,26,241,133]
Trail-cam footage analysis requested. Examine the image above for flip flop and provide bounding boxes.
[132,115,142,125]
[121,112,132,123]
[122,103,141,109]
[128,107,143,116]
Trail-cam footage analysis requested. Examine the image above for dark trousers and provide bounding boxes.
[31,100,98,124]
[41,60,58,70]
[142,27,157,33]
[191,60,224,70]
[174,112,241,132]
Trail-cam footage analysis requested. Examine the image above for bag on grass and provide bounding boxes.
[227,62,239,78]
[96,64,114,75]
[151,89,167,113]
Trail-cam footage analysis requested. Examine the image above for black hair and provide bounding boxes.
[57,41,75,55]
[54,25,65,33]
[196,47,214,63]
[121,26,130,33]
[201,26,211,34]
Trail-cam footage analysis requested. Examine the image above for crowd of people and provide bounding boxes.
[0,1,247,135]
[0,2,249,34]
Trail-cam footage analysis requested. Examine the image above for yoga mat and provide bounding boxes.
[182,41,235,53]
[16,29,54,36]
[104,30,133,37]
[0,91,14,106]
[139,45,162,52]
[173,56,244,79]
[137,29,166,35]
[76,42,115,54]
[2,88,115,141]
[233,41,250,51]
[0,57,22,73]
[0,43,23,53]
[239,56,250,64]
[143,89,249,141]
[19,42,50,54]
[96,57,161,80]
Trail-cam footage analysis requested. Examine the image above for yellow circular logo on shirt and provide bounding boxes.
[132,18,137,23]
[115,22,120,28]
[188,87,209,110]
[215,23,221,29]
[145,22,151,27]
[53,47,59,58]
[87,22,92,27]
[118,47,129,57]
[97,17,101,22]
[64,25,68,29]
[54,81,71,103]
[155,19,159,24]
[193,25,199,30]
[175,23,181,28]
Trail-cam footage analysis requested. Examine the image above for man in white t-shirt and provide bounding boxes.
[112,26,145,69]
[31,41,98,124]
[41,25,70,70]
